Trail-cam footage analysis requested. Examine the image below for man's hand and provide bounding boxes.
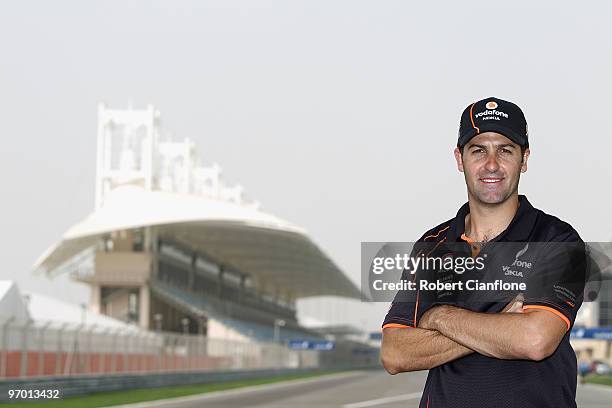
[417,304,448,331]
[501,293,524,313]
[418,294,525,331]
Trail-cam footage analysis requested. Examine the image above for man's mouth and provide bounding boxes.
[479,177,504,184]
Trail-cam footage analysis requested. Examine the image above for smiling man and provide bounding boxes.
[380,97,586,407]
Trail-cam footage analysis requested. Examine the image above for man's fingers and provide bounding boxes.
[502,293,525,313]
[505,300,524,313]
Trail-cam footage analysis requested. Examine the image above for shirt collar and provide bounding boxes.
[447,195,538,242]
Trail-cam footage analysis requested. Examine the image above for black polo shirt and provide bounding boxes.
[382,195,586,408]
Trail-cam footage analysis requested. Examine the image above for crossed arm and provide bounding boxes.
[380,297,567,375]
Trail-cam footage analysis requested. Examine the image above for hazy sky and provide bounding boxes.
[1,1,611,330]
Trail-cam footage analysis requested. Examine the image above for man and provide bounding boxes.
[380,97,586,407]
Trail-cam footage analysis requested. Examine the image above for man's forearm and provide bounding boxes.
[424,306,557,360]
[381,327,473,374]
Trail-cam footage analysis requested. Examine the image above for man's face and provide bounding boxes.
[454,132,530,205]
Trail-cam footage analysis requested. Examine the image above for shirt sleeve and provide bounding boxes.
[523,236,586,331]
[382,242,438,329]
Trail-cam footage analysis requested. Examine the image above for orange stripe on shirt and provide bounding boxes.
[382,323,414,329]
[523,305,571,331]
[460,233,474,244]
[423,225,449,241]
[460,233,481,257]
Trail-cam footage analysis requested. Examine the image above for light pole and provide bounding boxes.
[180,318,190,371]
[154,313,163,332]
[1,317,15,378]
[273,319,285,344]
[80,303,87,325]
[181,318,189,335]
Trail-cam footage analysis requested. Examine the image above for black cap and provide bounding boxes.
[458,97,529,148]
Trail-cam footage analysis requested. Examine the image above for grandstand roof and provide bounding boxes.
[0,280,140,332]
[34,186,360,300]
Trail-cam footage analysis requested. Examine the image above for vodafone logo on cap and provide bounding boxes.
[474,100,508,121]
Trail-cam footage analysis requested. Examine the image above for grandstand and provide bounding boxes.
[33,103,360,345]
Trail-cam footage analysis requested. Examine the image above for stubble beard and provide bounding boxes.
[465,170,521,206]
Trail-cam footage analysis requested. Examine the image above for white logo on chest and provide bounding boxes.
[503,243,532,277]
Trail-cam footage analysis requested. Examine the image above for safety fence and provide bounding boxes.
[0,320,378,379]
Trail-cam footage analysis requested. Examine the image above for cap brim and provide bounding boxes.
[458,124,528,148]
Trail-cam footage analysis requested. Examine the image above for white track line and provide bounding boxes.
[104,371,365,408]
[343,392,423,408]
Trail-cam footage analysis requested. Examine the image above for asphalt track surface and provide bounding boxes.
[112,370,612,408]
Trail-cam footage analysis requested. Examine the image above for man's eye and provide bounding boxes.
[500,148,513,154]
[471,148,485,154]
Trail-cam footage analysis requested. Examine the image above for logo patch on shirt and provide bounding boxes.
[502,243,533,277]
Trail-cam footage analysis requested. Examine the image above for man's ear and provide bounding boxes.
[521,148,530,173]
[454,147,464,172]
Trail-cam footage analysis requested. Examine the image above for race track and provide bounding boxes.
[112,369,612,408]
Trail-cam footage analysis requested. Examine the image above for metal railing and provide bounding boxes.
[0,320,377,379]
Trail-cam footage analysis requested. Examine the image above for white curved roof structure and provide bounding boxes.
[34,186,360,300]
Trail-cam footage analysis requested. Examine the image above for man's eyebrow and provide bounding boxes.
[467,143,517,150]
[467,144,487,150]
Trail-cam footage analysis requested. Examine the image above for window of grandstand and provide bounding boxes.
[132,228,144,251]
[159,243,191,264]
[195,256,220,276]
[127,290,139,322]
[158,260,189,287]
[222,270,242,287]
[103,235,114,251]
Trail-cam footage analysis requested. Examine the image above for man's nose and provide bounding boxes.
[484,153,500,172]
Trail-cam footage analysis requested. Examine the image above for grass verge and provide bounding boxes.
[585,374,612,387]
[3,370,344,407]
